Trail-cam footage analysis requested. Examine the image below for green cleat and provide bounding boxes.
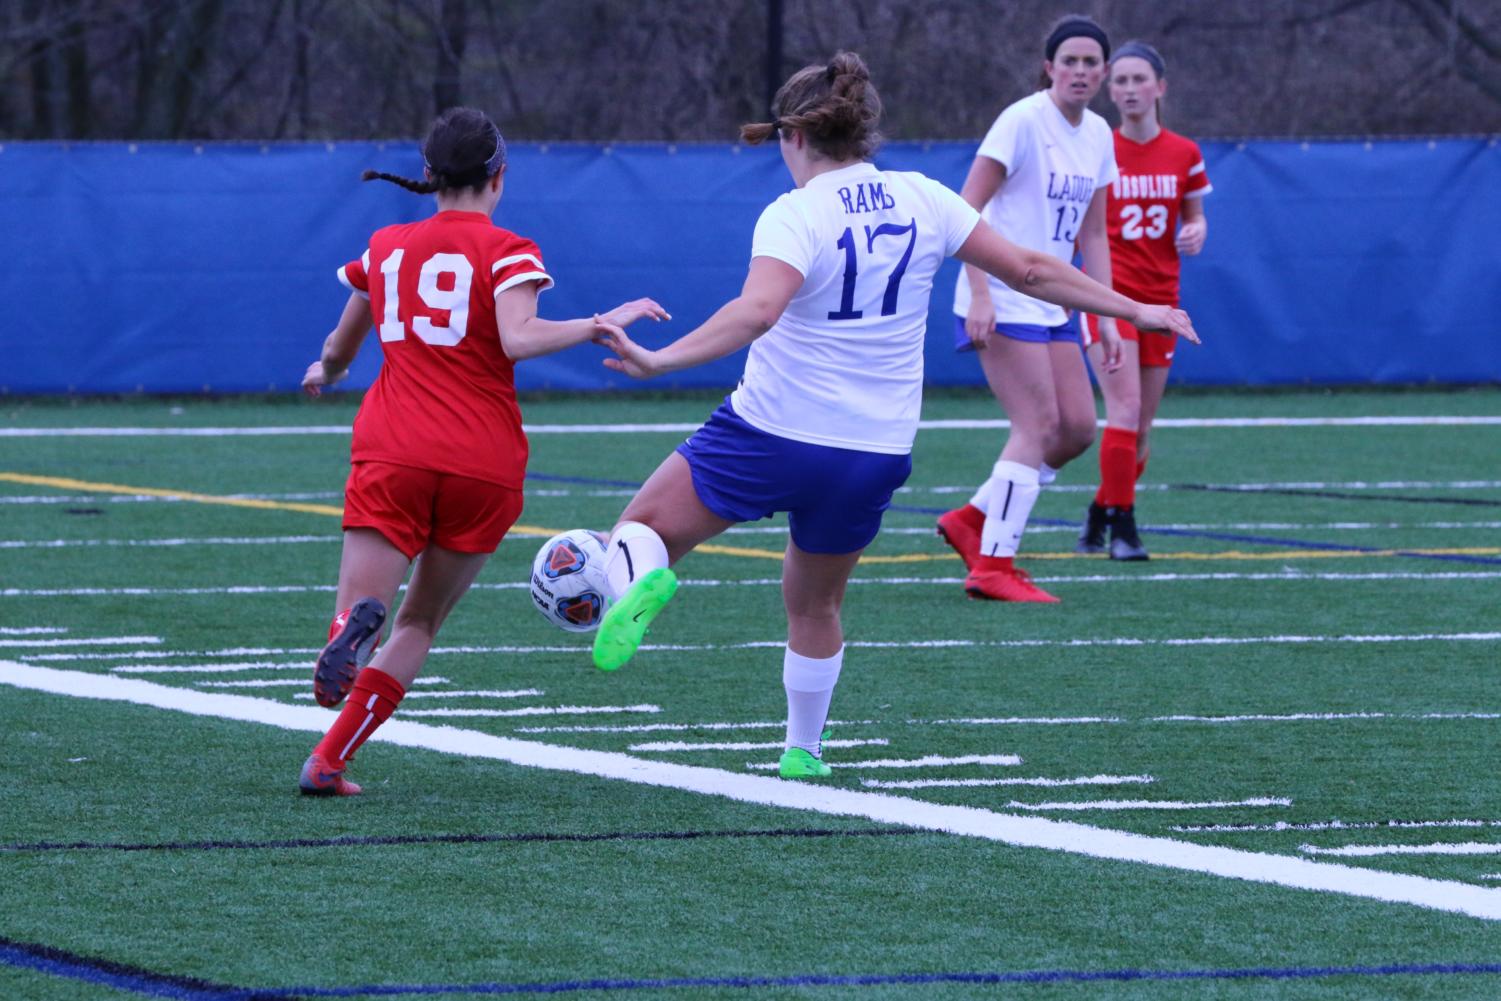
[592,567,678,672]
[778,747,832,779]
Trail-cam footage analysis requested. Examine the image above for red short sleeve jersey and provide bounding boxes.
[335,210,554,488]
[1105,128,1211,305]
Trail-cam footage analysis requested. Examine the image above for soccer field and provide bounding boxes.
[2,388,1500,1000]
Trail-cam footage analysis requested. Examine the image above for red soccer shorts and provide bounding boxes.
[342,461,524,559]
[1083,313,1177,369]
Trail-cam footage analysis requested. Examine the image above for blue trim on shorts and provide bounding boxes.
[675,400,911,555]
[953,313,1080,351]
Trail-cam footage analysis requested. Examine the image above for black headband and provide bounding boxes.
[1111,40,1165,78]
[1045,18,1110,62]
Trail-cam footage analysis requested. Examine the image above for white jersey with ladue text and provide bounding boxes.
[729,162,981,455]
[953,91,1117,327]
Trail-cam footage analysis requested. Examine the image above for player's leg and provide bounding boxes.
[315,461,436,708]
[1111,350,1174,560]
[958,335,1060,602]
[594,451,735,671]
[777,542,863,779]
[1083,334,1144,556]
[301,476,519,796]
[1136,362,1172,484]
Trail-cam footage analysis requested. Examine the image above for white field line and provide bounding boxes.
[10,570,1501,601]
[630,738,889,752]
[398,705,660,718]
[6,417,1500,438]
[5,665,1499,922]
[59,630,1501,662]
[863,774,1155,791]
[1302,842,1501,858]
[1012,797,1293,812]
[0,636,160,648]
[0,535,339,550]
[1174,819,1501,834]
[0,627,65,635]
[745,753,1022,771]
[196,676,450,690]
[1483,874,1501,881]
[293,688,543,701]
[109,662,312,673]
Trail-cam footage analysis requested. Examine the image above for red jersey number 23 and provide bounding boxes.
[376,250,473,347]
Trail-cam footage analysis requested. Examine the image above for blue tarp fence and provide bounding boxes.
[3,138,1497,394]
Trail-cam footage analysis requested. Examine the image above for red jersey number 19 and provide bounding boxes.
[376,249,474,347]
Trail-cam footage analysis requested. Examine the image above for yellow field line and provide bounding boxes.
[5,471,1496,564]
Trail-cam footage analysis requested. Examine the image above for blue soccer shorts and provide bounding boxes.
[675,400,911,555]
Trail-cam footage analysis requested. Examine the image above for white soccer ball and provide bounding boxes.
[529,529,611,633]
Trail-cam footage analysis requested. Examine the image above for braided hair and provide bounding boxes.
[362,107,507,194]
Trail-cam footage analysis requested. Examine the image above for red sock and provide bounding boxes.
[974,554,1014,572]
[313,667,406,767]
[956,503,985,530]
[1095,426,1139,508]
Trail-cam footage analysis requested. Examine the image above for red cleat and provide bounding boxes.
[313,596,386,708]
[936,505,985,570]
[964,565,1060,603]
[298,751,362,797]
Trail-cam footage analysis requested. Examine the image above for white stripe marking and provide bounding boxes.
[5,418,1500,437]
[4,663,1498,920]
[863,774,1154,790]
[9,570,1501,601]
[0,535,338,550]
[399,705,661,718]
[0,627,66,635]
[1011,797,1292,812]
[196,677,450,690]
[1174,819,1501,834]
[630,738,889,752]
[0,636,160,648]
[746,753,1022,771]
[293,688,543,701]
[1302,842,1501,858]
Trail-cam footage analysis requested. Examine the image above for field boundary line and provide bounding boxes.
[5,661,1501,921]
[4,415,1501,437]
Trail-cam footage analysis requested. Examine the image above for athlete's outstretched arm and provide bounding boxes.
[303,292,374,397]
[496,282,669,361]
[597,257,803,379]
[954,221,1199,344]
[1077,187,1124,371]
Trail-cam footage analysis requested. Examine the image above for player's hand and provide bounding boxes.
[301,361,327,398]
[599,298,671,330]
[593,322,663,379]
[1095,316,1125,372]
[964,298,996,350]
[1175,220,1207,256]
[1133,303,1200,345]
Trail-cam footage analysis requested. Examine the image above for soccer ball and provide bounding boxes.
[529,529,611,633]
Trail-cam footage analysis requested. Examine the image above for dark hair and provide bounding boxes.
[740,51,882,162]
[362,107,507,194]
[1038,14,1110,88]
[1111,40,1166,79]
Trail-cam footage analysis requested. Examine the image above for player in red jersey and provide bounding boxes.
[1080,41,1210,560]
[296,107,667,795]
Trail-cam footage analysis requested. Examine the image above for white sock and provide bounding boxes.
[783,646,843,756]
[979,460,1041,557]
[602,521,668,600]
[968,477,991,511]
[1038,461,1059,486]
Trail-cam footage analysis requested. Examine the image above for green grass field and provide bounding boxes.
[2,387,1500,1000]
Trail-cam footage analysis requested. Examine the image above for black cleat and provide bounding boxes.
[312,596,386,707]
[1109,506,1150,561]
[1076,501,1109,554]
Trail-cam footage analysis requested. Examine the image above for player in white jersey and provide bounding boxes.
[589,52,1195,779]
[937,15,1155,603]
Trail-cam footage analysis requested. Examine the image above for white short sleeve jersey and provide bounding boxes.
[729,162,980,455]
[953,91,1118,327]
